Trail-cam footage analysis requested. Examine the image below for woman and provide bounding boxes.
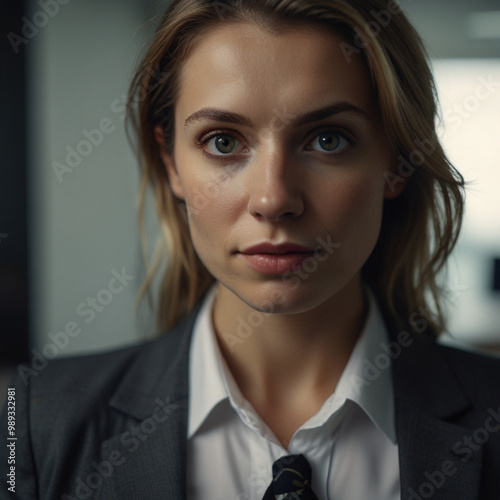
[2,0,500,499]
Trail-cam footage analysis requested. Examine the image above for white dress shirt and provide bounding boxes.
[187,286,400,500]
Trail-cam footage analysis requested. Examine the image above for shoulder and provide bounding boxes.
[434,341,500,403]
[390,324,500,416]
[410,331,500,410]
[436,339,500,370]
[14,307,197,408]
[18,341,150,404]
[0,310,199,498]
[9,338,161,444]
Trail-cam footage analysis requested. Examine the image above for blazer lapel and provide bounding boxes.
[391,327,483,500]
[99,400,188,500]
[97,305,201,500]
[396,400,482,500]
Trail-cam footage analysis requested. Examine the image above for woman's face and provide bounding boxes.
[159,22,400,314]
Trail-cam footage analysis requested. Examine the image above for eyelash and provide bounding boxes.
[195,129,248,163]
[195,127,356,162]
[305,127,356,156]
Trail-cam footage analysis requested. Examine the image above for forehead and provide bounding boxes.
[176,22,377,124]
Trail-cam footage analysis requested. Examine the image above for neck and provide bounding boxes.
[212,278,367,410]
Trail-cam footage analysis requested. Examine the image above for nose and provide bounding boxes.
[246,149,304,222]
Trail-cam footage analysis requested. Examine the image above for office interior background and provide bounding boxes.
[1,0,500,402]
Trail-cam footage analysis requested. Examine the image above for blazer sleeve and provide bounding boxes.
[1,371,39,500]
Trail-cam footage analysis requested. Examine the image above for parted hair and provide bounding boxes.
[128,0,465,338]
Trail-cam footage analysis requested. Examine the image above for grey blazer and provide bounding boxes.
[2,304,500,500]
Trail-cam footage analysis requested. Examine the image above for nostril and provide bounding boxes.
[251,209,299,222]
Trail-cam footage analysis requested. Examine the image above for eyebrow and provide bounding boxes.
[184,102,371,129]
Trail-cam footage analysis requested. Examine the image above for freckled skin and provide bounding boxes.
[160,23,399,319]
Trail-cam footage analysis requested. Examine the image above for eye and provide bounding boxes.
[308,131,351,153]
[205,133,243,155]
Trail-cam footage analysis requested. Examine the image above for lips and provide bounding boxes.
[240,242,313,255]
[238,242,314,274]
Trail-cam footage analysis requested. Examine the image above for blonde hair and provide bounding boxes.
[128,0,465,337]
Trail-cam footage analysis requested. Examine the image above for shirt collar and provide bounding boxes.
[188,285,396,443]
[188,284,226,439]
[329,288,396,443]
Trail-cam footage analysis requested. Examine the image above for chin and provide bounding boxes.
[225,277,342,316]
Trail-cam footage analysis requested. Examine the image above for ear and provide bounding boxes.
[154,126,185,200]
[383,157,407,200]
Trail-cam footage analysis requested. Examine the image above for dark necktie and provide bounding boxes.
[262,454,319,500]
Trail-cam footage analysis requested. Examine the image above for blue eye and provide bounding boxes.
[309,131,350,153]
[205,133,242,155]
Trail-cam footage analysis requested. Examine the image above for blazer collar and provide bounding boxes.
[98,305,201,500]
[107,304,200,419]
[389,322,483,500]
[390,325,470,418]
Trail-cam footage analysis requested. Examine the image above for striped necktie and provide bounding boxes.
[262,454,319,500]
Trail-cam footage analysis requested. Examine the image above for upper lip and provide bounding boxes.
[240,242,314,254]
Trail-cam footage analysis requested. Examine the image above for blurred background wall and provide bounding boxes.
[0,0,161,401]
[1,0,500,402]
[25,0,156,355]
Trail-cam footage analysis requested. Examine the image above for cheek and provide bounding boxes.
[174,148,228,220]
[181,169,242,252]
[316,172,386,246]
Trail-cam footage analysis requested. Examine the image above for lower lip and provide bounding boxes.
[239,253,312,274]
